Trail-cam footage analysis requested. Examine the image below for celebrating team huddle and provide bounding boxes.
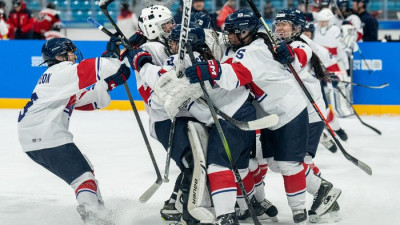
[17,0,370,224]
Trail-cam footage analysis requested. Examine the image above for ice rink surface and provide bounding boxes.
[1,109,399,225]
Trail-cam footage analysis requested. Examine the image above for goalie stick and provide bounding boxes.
[164,0,193,183]
[335,87,381,135]
[187,45,262,225]
[97,0,164,202]
[245,0,372,176]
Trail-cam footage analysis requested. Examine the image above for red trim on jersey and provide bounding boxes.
[225,62,253,86]
[256,129,261,135]
[326,63,341,72]
[293,48,308,68]
[222,58,233,64]
[77,58,97,89]
[325,47,338,56]
[236,172,255,196]
[158,69,167,75]
[76,104,95,111]
[357,32,363,42]
[138,85,152,105]
[208,170,235,193]
[247,82,265,98]
[283,167,306,194]
[75,179,97,195]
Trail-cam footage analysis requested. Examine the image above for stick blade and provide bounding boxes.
[246,114,279,130]
[139,180,162,203]
[357,160,373,176]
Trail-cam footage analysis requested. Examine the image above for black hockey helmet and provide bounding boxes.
[223,9,261,51]
[41,38,83,67]
[169,22,206,52]
[272,9,306,43]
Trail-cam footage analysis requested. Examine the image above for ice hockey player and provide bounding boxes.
[303,21,349,142]
[185,9,341,224]
[153,20,258,224]
[313,8,354,118]
[124,5,191,224]
[272,9,342,223]
[17,37,131,225]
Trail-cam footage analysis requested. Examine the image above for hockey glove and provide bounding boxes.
[275,42,295,65]
[102,37,121,58]
[129,30,147,48]
[126,48,153,72]
[185,59,222,85]
[104,64,131,91]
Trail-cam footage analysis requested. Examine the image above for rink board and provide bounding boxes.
[0,40,399,114]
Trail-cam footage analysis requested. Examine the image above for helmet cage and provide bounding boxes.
[41,38,82,67]
[168,23,206,54]
[139,5,175,40]
[272,9,306,43]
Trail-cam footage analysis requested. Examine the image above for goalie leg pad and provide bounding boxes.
[187,121,215,222]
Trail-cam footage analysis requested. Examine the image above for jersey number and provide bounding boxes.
[235,49,246,59]
[18,92,38,122]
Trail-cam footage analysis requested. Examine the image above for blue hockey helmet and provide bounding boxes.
[303,22,315,39]
[41,38,83,67]
[191,11,212,29]
[336,0,350,9]
[169,22,206,53]
[223,9,261,51]
[272,9,306,43]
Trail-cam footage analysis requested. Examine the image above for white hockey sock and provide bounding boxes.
[75,179,99,206]
[208,164,237,217]
[303,163,322,196]
[249,159,265,202]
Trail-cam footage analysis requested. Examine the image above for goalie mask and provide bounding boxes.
[272,9,306,43]
[41,38,82,67]
[223,9,261,51]
[138,5,175,40]
[169,22,206,54]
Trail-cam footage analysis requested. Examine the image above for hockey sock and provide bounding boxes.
[303,163,322,196]
[249,159,265,202]
[259,160,268,179]
[169,172,184,204]
[280,162,306,210]
[75,179,98,206]
[208,164,237,217]
[304,154,321,177]
[236,168,256,210]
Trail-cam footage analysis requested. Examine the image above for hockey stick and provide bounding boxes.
[246,0,372,175]
[97,0,164,201]
[335,87,381,135]
[197,98,279,131]
[164,0,193,183]
[187,46,262,225]
[325,74,389,89]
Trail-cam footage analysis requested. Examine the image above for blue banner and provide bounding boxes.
[353,42,400,105]
[0,40,399,105]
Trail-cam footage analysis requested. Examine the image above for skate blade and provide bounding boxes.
[315,188,341,216]
[240,215,278,224]
[309,211,341,224]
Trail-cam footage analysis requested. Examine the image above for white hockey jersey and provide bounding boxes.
[291,38,327,123]
[134,41,192,139]
[18,57,124,152]
[217,38,307,130]
[144,49,249,126]
[313,24,349,71]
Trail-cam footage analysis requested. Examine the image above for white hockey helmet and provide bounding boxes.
[317,8,334,21]
[139,5,174,40]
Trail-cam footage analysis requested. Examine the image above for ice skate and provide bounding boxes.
[161,199,182,224]
[251,197,279,222]
[292,209,307,225]
[335,128,348,141]
[214,212,239,225]
[77,204,114,225]
[309,179,341,216]
[309,201,341,223]
[320,130,337,153]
